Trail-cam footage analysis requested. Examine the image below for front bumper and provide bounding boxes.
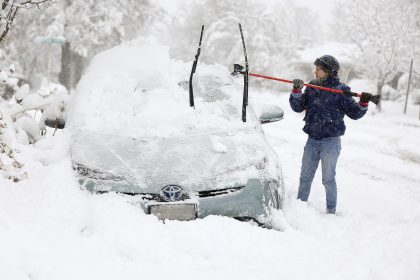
[80,177,283,222]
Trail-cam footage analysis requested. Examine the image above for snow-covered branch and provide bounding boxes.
[0,0,53,42]
[333,0,420,98]
[0,111,26,182]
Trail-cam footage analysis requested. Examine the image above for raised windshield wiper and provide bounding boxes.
[238,23,249,122]
[189,25,204,108]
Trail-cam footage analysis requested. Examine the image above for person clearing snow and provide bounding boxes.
[289,55,371,214]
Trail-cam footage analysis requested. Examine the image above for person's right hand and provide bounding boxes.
[292,79,304,90]
[342,88,354,97]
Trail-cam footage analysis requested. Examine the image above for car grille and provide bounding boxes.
[94,186,245,200]
[197,186,244,198]
[108,192,189,202]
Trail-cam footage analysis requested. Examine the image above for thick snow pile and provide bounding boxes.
[68,41,280,191]
[68,41,252,139]
[0,40,419,280]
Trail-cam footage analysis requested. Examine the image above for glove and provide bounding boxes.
[360,92,372,103]
[342,88,353,97]
[292,79,304,91]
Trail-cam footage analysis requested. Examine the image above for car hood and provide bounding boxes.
[71,128,272,192]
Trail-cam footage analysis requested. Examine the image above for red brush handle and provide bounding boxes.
[248,72,361,97]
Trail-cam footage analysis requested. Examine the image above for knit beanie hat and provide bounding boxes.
[314,55,339,77]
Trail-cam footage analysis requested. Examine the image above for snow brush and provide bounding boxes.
[231,64,381,105]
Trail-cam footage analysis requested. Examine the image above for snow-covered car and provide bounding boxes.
[67,42,285,226]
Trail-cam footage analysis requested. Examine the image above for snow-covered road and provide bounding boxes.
[263,93,420,280]
[1,93,419,280]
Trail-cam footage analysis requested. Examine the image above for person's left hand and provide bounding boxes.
[360,92,372,103]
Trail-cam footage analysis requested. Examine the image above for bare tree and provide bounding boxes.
[168,0,320,89]
[1,0,52,42]
[333,0,420,99]
[3,0,166,90]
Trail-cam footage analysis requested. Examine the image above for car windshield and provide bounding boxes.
[67,42,257,139]
[71,127,268,191]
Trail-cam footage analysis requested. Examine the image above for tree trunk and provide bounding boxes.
[59,42,85,90]
[377,80,383,109]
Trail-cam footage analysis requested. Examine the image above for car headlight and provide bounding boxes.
[72,162,125,182]
[269,179,280,209]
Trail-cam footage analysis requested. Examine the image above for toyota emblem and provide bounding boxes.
[161,185,183,202]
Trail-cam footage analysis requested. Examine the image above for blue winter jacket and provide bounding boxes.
[289,76,367,140]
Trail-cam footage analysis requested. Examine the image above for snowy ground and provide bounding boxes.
[1,40,420,279]
[1,89,419,280]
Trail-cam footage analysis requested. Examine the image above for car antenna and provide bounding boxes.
[238,23,249,122]
[189,25,204,108]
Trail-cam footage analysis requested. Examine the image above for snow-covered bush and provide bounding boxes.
[0,53,69,181]
[397,73,410,98]
[381,84,400,101]
[0,0,59,181]
[37,81,68,98]
[0,62,21,100]
[396,72,420,104]
[39,92,69,134]
[0,113,27,182]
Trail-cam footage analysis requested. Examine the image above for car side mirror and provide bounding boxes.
[258,104,284,124]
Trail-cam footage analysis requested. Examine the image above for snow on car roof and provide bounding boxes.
[67,40,256,139]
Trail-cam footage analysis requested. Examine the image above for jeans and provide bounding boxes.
[297,136,341,212]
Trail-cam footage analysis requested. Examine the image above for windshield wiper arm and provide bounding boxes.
[189,25,204,108]
[238,23,249,122]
